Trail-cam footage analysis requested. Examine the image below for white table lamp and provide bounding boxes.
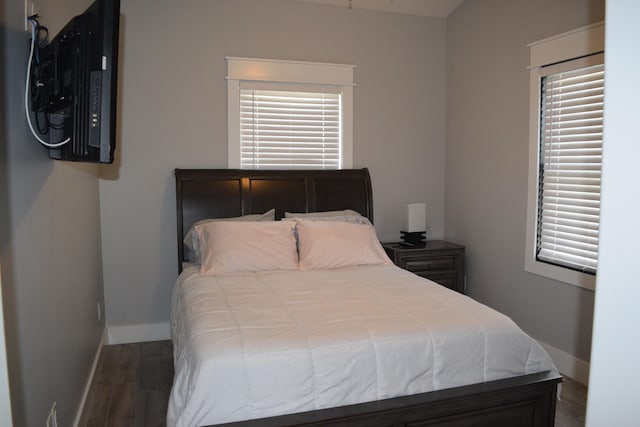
[401,202,427,246]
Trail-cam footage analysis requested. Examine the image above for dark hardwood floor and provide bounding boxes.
[79,341,587,427]
[78,341,173,426]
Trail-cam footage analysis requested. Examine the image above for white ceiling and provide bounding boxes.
[296,0,464,18]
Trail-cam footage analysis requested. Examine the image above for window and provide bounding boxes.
[240,89,340,169]
[525,22,604,290]
[537,61,603,275]
[227,57,354,169]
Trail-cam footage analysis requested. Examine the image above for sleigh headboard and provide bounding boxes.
[174,168,373,270]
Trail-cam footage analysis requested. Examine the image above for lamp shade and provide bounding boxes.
[404,203,426,232]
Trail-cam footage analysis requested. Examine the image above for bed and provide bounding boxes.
[169,168,561,427]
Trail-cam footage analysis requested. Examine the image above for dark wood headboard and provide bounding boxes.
[174,168,373,270]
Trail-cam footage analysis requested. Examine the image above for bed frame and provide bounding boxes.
[174,168,561,427]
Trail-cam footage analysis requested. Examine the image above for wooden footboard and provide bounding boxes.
[214,371,561,427]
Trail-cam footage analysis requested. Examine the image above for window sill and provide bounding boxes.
[524,258,596,291]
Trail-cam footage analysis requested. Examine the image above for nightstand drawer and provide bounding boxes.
[382,241,465,294]
[416,271,458,289]
[402,255,457,273]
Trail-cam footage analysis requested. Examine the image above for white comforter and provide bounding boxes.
[167,264,556,427]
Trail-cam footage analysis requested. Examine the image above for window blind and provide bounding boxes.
[240,90,341,169]
[536,63,604,274]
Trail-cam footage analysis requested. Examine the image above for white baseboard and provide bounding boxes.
[537,339,590,386]
[107,322,171,344]
[73,328,106,427]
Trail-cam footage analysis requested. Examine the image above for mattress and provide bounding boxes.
[167,264,557,427]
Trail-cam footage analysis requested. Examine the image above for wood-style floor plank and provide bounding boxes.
[79,341,587,427]
[79,342,172,427]
[106,382,137,425]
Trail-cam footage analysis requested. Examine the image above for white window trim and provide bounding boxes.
[226,57,354,169]
[524,22,604,291]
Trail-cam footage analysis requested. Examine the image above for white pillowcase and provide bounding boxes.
[184,209,275,263]
[196,221,298,275]
[295,219,392,271]
[284,209,363,219]
[282,215,371,226]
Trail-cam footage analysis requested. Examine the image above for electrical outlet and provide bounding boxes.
[97,302,102,321]
[46,401,57,427]
[24,0,38,32]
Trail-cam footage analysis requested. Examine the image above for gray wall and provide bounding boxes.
[0,0,106,425]
[445,0,604,363]
[100,0,447,329]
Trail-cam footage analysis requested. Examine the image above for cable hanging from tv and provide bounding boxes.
[24,14,71,148]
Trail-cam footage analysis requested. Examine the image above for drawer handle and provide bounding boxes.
[406,260,454,270]
[427,261,449,269]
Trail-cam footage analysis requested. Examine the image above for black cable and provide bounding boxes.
[25,15,70,148]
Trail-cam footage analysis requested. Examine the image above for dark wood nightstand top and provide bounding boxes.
[382,240,466,294]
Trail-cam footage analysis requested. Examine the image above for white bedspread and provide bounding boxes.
[167,264,556,427]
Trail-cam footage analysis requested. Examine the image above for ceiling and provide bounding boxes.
[296,0,464,18]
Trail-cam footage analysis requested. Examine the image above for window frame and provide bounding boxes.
[524,22,604,291]
[226,57,354,169]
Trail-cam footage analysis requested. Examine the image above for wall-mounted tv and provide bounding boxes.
[26,0,120,164]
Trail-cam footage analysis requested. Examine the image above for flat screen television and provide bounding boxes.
[28,0,120,163]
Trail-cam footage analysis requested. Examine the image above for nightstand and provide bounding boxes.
[382,241,466,294]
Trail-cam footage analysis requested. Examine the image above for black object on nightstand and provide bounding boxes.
[382,240,466,294]
[400,231,426,246]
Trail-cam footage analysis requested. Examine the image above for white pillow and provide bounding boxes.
[295,219,392,271]
[282,214,371,226]
[184,208,275,263]
[196,221,298,275]
[282,211,372,249]
[284,209,363,219]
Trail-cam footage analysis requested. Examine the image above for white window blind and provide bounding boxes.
[240,89,341,169]
[536,62,604,274]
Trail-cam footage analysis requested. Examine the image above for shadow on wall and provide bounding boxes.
[99,12,126,182]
